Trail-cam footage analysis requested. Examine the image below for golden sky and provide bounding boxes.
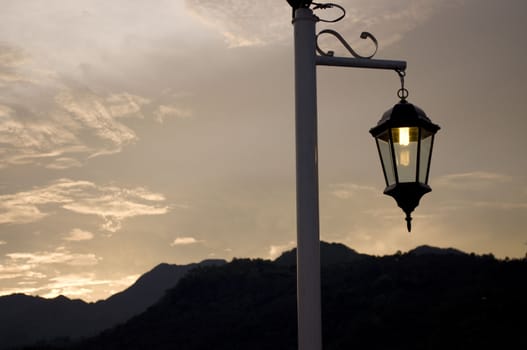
[1,0,526,301]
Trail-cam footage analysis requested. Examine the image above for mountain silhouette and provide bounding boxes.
[18,242,527,350]
[274,241,368,266]
[408,244,466,256]
[0,259,225,349]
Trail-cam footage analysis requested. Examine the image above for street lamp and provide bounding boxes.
[287,2,440,350]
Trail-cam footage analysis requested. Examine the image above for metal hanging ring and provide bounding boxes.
[396,69,408,100]
[398,88,409,100]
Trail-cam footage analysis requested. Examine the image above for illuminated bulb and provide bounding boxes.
[399,127,410,146]
[400,149,410,166]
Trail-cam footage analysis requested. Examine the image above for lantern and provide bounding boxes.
[370,100,440,231]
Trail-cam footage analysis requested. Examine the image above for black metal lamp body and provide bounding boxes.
[370,100,440,231]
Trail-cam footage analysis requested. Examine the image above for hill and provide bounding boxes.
[274,241,368,266]
[27,244,526,350]
[0,259,225,349]
[408,244,466,256]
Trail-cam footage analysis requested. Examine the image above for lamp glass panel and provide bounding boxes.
[419,129,434,184]
[392,127,418,182]
[376,131,396,186]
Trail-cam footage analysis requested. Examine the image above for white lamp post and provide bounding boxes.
[288,2,439,350]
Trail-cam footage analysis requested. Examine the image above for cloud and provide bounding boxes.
[154,105,192,123]
[0,102,87,169]
[44,157,83,170]
[0,179,170,232]
[106,93,151,118]
[0,243,139,301]
[473,201,527,210]
[0,240,6,245]
[40,273,139,301]
[0,4,200,171]
[0,78,192,169]
[435,171,513,190]
[0,88,152,169]
[185,0,459,48]
[0,263,34,277]
[0,1,195,56]
[6,247,100,267]
[0,45,187,170]
[0,271,139,302]
[429,171,527,216]
[0,44,31,85]
[0,286,41,296]
[54,90,146,152]
[0,247,99,292]
[185,0,290,47]
[64,228,94,242]
[321,0,462,50]
[63,193,170,233]
[39,273,138,300]
[170,237,202,246]
[329,183,379,199]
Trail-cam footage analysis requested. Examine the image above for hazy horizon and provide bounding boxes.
[1,242,506,303]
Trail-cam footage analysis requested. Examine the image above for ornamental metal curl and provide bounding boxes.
[312,2,346,23]
[316,29,378,59]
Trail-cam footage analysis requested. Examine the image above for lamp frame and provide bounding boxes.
[370,100,440,231]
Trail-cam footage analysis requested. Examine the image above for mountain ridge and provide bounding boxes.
[0,259,226,350]
[53,245,526,350]
[407,244,466,256]
[3,243,523,349]
[274,241,369,266]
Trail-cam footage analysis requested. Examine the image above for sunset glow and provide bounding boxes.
[1,0,526,301]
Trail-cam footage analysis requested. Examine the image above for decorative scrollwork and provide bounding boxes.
[312,2,346,23]
[316,29,378,59]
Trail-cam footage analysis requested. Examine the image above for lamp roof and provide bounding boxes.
[370,100,440,136]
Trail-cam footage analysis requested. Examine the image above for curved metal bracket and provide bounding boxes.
[316,29,378,59]
[312,2,346,23]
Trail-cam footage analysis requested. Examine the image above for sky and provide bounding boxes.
[0,0,526,302]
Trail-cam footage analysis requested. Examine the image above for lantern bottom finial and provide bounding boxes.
[384,183,431,232]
